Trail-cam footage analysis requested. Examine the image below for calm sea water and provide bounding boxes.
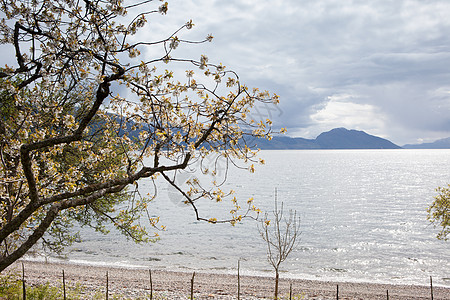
[46,150,450,286]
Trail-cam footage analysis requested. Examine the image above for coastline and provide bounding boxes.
[4,260,450,299]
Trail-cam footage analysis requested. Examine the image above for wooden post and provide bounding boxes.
[336,284,339,300]
[22,263,26,300]
[149,269,153,300]
[430,276,434,300]
[386,289,389,300]
[289,283,293,300]
[62,270,66,300]
[106,271,109,300]
[190,272,195,300]
[237,260,240,300]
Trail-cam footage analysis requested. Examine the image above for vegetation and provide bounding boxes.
[0,0,280,272]
[1,273,64,300]
[0,270,308,300]
[0,272,166,299]
[427,184,450,240]
[258,190,301,300]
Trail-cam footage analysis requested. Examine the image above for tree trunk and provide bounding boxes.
[274,270,279,300]
[0,204,60,272]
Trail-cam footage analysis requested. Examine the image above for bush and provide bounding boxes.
[0,273,71,300]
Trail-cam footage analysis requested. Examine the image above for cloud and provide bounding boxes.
[288,93,388,139]
[311,95,385,128]
[171,0,450,142]
[3,0,450,144]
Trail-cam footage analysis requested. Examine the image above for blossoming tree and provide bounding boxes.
[0,0,280,272]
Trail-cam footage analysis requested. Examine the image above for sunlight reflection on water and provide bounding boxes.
[52,149,450,286]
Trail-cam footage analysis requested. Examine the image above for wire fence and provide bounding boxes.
[17,262,439,300]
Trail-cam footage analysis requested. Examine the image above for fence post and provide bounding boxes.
[106,271,109,300]
[289,283,293,300]
[430,276,434,300]
[336,284,339,300]
[237,260,240,300]
[22,263,26,300]
[62,270,66,300]
[386,289,389,300]
[190,272,195,300]
[149,269,153,300]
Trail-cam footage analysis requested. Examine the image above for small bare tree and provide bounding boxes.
[258,189,301,300]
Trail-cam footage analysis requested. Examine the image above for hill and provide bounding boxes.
[251,135,319,149]
[254,128,402,149]
[403,137,450,149]
[315,128,401,149]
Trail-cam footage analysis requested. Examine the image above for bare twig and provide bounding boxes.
[258,188,301,300]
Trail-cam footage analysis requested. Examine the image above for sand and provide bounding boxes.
[3,260,450,299]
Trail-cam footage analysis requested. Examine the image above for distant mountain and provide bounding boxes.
[251,135,319,149]
[254,128,402,149]
[315,128,401,149]
[403,137,450,149]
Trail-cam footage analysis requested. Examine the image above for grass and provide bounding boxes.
[0,273,165,300]
[0,272,306,300]
[1,273,64,299]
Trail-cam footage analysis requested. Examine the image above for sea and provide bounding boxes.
[40,149,450,287]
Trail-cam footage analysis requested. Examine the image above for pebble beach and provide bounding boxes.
[4,260,450,299]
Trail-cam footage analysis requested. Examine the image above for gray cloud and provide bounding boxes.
[191,0,450,145]
[4,0,450,145]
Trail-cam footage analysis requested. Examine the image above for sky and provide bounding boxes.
[144,0,450,145]
[3,0,450,145]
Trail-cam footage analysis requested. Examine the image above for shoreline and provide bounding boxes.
[4,260,450,299]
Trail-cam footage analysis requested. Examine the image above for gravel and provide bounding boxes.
[4,260,450,299]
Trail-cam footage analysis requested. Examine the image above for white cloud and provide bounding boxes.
[306,94,388,138]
